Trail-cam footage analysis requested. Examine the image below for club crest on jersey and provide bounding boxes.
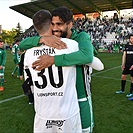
[34,48,55,56]
[46,120,65,129]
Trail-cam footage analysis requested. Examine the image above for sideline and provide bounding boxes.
[0,94,25,104]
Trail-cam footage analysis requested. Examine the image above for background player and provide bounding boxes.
[116,34,133,98]
[11,39,21,78]
[0,40,6,91]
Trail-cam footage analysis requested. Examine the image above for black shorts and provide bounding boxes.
[122,66,133,77]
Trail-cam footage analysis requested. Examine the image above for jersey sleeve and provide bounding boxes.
[93,46,98,55]
[54,32,93,66]
[19,36,40,50]
[86,56,104,71]
[123,45,127,51]
[12,46,15,53]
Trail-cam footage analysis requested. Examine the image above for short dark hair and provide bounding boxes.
[15,39,20,43]
[129,34,133,39]
[32,9,52,34]
[52,6,73,24]
[0,39,4,43]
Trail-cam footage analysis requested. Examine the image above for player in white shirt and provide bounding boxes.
[24,10,82,133]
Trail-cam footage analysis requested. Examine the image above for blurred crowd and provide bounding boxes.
[20,14,133,53]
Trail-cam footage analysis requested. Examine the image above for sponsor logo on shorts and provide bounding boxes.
[46,120,65,129]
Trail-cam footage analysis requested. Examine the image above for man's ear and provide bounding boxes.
[68,22,73,30]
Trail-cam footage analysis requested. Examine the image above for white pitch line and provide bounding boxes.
[92,65,121,76]
[92,75,130,82]
[92,65,130,82]
[0,94,25,104]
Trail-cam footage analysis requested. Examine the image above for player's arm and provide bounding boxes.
[19,36,66,50]
[86,56,104,71]
[17,47,22,55]
[32,33,94,70]
[87,47,104,71]
[54,32,93,66]
[93,46,98,55]
[19,52,25,80]
[19,36,41,50]
[121,51,126,70]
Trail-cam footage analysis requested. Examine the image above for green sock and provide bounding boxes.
[0,78,4,86]
[12,66,18,74]
[17,67,20,77]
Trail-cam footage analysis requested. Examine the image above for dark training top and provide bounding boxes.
[124,44,133,67]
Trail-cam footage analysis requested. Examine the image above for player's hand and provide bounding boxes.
[32,55,54,71]
[20,75,23,80]
[0,66,3,70]
[40,35,67,49]
[130,65,133,70]
[121,64,125,70]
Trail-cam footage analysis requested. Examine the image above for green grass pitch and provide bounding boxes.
[0,50,133,133]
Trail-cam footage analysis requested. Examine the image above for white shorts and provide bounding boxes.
[34,113,82,133]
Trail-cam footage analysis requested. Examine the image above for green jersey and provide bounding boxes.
[0,48,6,67]
[12,44,20,63]
[12,44,20,57]
[19,30,94,99]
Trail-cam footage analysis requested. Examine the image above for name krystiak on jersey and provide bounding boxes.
[34,48,55,56]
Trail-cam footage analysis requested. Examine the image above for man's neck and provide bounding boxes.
[66,30,72,39]
[40,28,52,36]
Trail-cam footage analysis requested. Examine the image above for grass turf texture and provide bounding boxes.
[0,51,133,133]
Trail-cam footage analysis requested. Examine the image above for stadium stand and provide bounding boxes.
[20,14,132,53]
[10,0,133,52]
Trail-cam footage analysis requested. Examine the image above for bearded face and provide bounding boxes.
[51,16,70,38]
[130,36,133,44]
